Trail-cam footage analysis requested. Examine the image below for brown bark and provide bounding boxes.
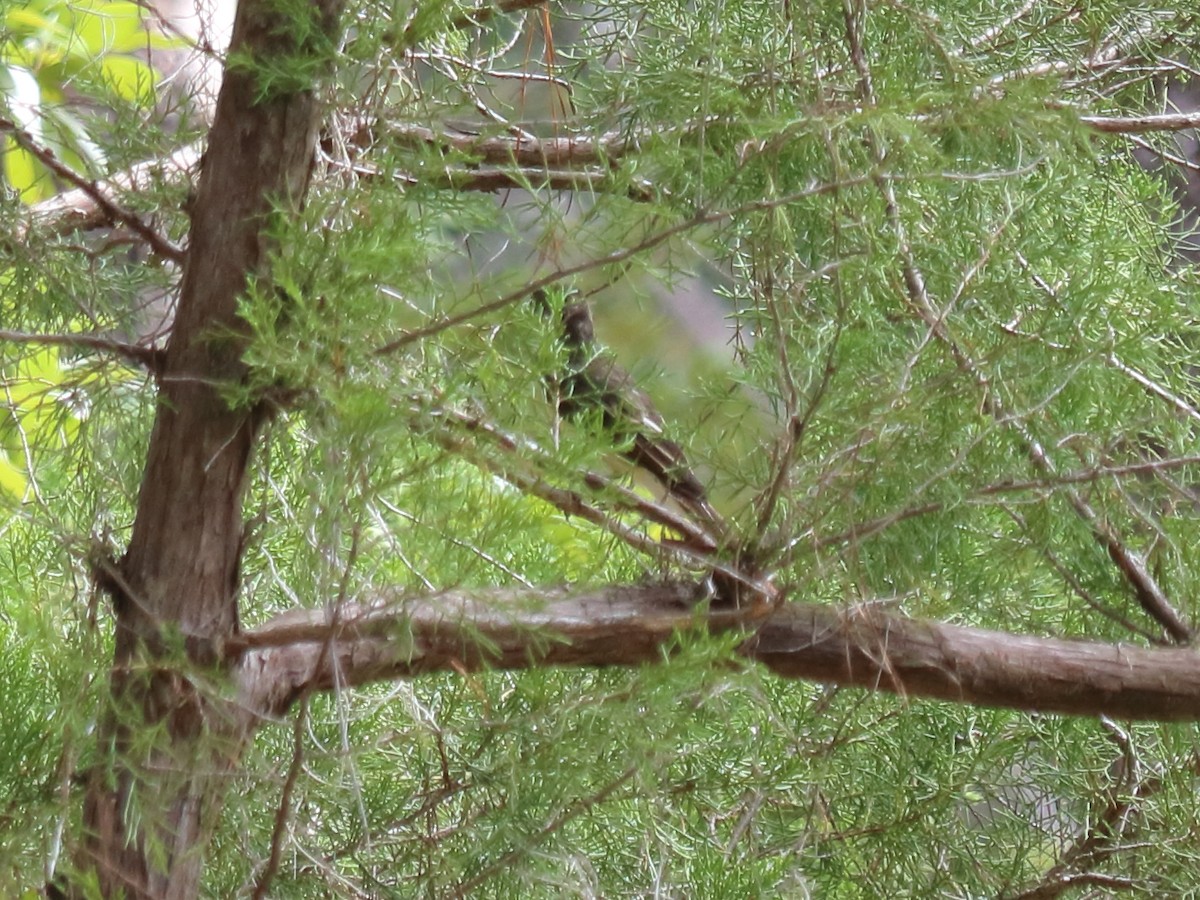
[234,584,1200,723]
[73,0,343,895]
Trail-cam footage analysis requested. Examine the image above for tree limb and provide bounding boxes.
[1079,111,1200,133]
[0,328,164,371]
[387,124,642,167]
[235,584,1200,723]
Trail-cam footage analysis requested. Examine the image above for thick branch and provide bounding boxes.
[236,585,1200,722]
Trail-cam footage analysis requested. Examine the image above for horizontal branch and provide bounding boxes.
[234,583,1200,722]
[407,164,656,201]
[28,102,1170,245]
[388,124,640,167]
[0,328,163,369]
[1079,111,1200,134]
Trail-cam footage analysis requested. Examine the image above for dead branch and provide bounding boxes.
[387,124,641,167]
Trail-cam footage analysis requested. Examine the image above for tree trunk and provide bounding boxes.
[72,0,342,895]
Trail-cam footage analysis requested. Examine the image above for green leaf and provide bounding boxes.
[98,54,157,104]
[2,140,41,203]
[0,452,27,502]
[69,0,157,55]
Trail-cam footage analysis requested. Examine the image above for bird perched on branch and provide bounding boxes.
[536,289,724,530]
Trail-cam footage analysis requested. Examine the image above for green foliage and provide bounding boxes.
[0,514,106,895]
[5,0,1200,894]
[1,0,172,201]
[217,0,1200,890]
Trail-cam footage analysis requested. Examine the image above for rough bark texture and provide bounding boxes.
[234,584,1200,723]
[74,0,342,895]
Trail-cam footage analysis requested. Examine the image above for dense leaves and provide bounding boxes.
[3,0,1200,895]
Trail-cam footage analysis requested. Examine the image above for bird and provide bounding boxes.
[538,290,724,529]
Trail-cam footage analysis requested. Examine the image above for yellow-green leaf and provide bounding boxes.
[0,452,27,502]
[99,54,157,105]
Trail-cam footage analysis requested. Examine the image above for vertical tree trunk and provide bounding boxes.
[74,0,342,895]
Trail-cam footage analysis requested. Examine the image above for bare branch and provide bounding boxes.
[0,328,163,371]
[1107,354,1200,426]
[235,584,1200,722]
[431,405,722,555]
[19,141,200,245]
[1080,111,1200,134]
[387,124,641,167]
[2,117,187,262]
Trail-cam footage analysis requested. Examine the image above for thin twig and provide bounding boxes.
[250,697,309,900]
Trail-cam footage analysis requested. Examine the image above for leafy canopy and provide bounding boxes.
[3,0,1200,894]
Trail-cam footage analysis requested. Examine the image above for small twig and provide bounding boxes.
[1107,354,1200,426]
[1127,133,1200,176]
[957,0,1039,54]
[250,697,309,900]
[407,50,572,90]
[432,416,717,567]
[438,406,721,552]
[753,299,844,541]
